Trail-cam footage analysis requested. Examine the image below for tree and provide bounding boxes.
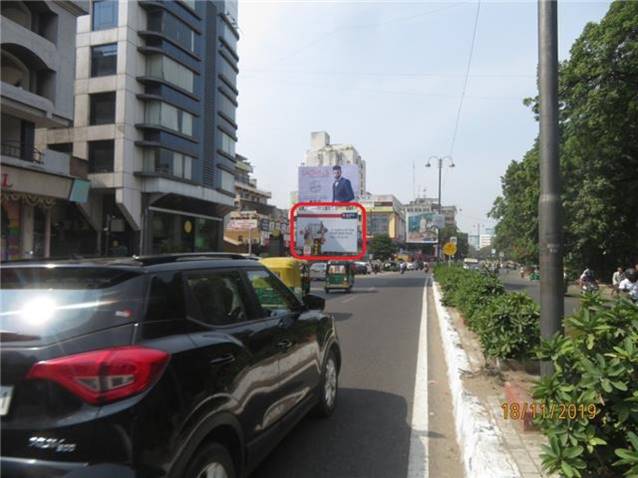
[490,2,638,276]
[368,234,398,261]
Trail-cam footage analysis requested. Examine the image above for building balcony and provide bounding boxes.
[1,140,42,164]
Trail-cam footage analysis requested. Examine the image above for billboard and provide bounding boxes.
[295,210,359,255]
[298,165,360,203]
[406,212,445,243]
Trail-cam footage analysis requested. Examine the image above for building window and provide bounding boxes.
[220,21,238,51]
[92,0,118,30]
[219,55,237,83]
[146,55,194,93]
[145,101,193,136]
[220,131,235,156]
[88,140,114,173]
[89,92,116,125]
[91,43,117,77]
[148,12,195,52]
[144,148,193,180]
[220,170,234,191]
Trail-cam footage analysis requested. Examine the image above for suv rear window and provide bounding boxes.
[0,267,146,344]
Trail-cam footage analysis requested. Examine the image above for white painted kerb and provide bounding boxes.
[432,282,520,478]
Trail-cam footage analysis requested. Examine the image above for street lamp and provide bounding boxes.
[426,156,455,259]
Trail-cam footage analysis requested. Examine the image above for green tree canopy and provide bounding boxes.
[368,234,398,261]
[490,1,638,276]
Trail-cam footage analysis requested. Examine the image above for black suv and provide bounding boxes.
[0,254,341,478]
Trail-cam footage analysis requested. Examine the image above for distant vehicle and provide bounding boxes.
[406,262,417,271]
[463,258,480,270]
[384,261,399,272]
[353,261,369,275]
[325,261,355,293]
[310,262,327,281]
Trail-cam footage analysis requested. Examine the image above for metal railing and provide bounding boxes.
[1,141,43,163]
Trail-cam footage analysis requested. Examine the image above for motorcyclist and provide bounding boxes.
[579,268,596,284]
[399,261,407,274]
[619,268,638,302]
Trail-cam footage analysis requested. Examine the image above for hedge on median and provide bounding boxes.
[434,265,540,361]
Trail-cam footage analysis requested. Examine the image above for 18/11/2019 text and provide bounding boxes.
[501,402,599,421]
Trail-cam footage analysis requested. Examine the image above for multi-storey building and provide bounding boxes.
[359,194,405,242]
[44,0,239,255]
[303,131,367,197]
[1,0,88,261]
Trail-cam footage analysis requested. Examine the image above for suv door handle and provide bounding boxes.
[209,353,235,366]
[277,339,293,350]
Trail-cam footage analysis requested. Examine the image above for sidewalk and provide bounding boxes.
[431,282,553,478]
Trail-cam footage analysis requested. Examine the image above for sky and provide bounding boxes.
[235,0,612,234]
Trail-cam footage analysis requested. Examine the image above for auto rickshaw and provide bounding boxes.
[325,261,355,293]
[260,257,310,298]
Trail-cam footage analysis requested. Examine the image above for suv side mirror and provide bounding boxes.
[303,293,325,311]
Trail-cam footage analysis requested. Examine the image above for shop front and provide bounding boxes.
[0,165,92,260]
[148,207,223,254]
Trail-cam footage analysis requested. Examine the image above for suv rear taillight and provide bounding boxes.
[26,346,170,405]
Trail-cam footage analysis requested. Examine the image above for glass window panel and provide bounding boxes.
[186,271,249,325]
[158,148,172,174]
[184,156,192,179]
[246,270,298,318]
[92,0,118,31]
[220,131,235,156]
[220,170,234,191]
[89,92,116,125]
[91,43,117,77]
[181,111,193,136]
[173,153,183,178]
[145,101,161,124]
[88,140,114,173]
[162,103,179,131]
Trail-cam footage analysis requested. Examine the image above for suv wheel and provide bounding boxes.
[186,443,235,478]
[315,350,338,417]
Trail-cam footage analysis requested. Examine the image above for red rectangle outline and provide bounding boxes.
[290,202,367,261]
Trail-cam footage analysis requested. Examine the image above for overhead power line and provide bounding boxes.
[448,0,481,157]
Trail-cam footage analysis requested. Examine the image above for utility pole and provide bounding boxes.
[426,156,455,260]
[538,0,563,377]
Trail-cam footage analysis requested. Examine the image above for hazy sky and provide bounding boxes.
[236,0,612,233]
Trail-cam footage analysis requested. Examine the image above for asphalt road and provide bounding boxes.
[251,272,464,478]
[499,271,581,316]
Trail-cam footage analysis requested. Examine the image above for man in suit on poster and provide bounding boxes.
[332,165,355,202]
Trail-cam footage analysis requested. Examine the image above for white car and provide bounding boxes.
[406,262,417,271]
[310,262,327,280]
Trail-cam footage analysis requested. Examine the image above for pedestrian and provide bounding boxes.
[612,267,624,297]
[423,262,431,286]
[520,265,525,278]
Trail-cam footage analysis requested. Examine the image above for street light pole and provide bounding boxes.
[426,156,455,260]
[538,0,563,377]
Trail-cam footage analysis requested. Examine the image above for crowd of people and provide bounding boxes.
[579,264,638,301]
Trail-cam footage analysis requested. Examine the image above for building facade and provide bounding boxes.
[360,194,405,242]
[303,131,367,197]
[44,0,239,256]
[1,0,89,261]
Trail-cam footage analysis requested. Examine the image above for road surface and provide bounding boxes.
[251,272,464,478]
[499,271,581,315]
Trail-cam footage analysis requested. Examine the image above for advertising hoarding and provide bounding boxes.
[406,212,445,243]
[295,211,358,254]
[298,165,360,203]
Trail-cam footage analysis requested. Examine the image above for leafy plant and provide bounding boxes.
[533,299,638,477]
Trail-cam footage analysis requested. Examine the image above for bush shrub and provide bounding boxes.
[533,295,638,478]
[434,265,538,360]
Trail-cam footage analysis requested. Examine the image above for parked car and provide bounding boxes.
[309,262,327,281]
[0,253,341,478]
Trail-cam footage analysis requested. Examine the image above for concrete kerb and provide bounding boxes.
[432,282,521,478]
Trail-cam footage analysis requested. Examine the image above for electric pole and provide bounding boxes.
[426,156,455,260]
[538,0,563,377]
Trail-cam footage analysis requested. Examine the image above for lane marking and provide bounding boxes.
[407,282,429,478]
[340,295,357,304]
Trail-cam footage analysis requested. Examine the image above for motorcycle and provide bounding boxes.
[581,280,599,294]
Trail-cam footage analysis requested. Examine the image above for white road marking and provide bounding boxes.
[340,295,357,304]
[407,283,429,478]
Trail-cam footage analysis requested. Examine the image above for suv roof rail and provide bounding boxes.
[131,252,250,266]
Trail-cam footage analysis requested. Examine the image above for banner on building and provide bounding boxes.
[298,165,360,203]
[406,212,445,243]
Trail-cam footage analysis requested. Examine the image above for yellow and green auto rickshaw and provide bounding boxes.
[325,261,355,293]
[260,257,311,299]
